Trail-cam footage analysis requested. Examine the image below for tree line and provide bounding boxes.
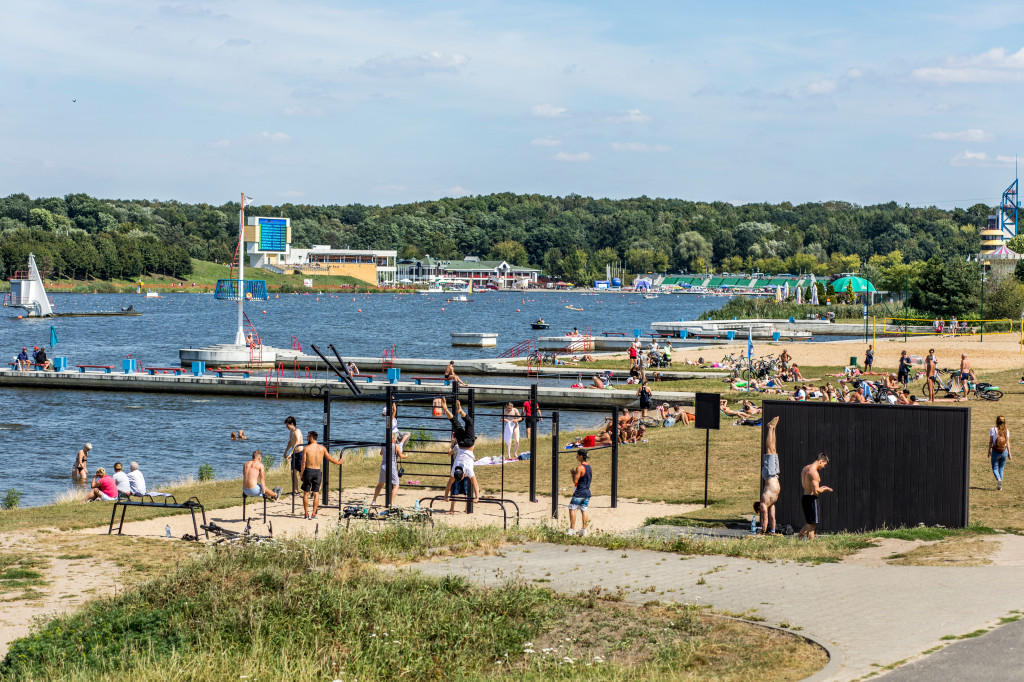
[0,191,990,293]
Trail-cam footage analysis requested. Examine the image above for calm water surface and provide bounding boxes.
[3,291,729,506]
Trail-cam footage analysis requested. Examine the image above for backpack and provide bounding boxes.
[995,432,1008,451]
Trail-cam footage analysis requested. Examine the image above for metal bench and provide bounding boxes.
[352,373,377,383]
[108,493,208,540]
[146,367,184,375]
[215,369,252,378]
[242,490,268,522]
[411,376,450,385]
[602,332,627,337]
[421,495,520,530]
[77,365,115,373]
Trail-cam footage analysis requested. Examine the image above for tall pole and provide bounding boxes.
[981,265,986,343]
[904,274,908,343]
[235,192,247,345]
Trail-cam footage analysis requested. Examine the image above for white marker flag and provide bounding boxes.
[243,195,255,207]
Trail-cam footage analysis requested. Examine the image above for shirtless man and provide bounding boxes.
[797,453,833,540]
[73,442,91,480]
[755,416,782,534]
[441,400,479,504]
[779,348,792,372]
[444,361,467,387]
[299,431,343,520]
[242,451,282,501]
[925,349,937,402]
[283,416,303,494]
[589,375,605,389]
[957,353,975,398]
[848,385,869,403]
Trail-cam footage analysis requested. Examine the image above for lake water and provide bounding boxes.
[3,290,731,506]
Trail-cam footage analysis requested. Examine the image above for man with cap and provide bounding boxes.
[73,443,91,480]
[16,347,29,370]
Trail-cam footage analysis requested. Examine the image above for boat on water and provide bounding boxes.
[643,294,659,299]
[531,319,550,330]
[420,286,444,295]
[446,294,472,302]
[565,305,584,311]
[4,253,141,317]
[145,290,161,298]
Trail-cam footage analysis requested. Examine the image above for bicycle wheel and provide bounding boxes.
[980,390,1003,401]
[741,369,752,381]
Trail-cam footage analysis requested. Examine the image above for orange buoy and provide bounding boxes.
[516,309,520,312]
[358,309,362,312]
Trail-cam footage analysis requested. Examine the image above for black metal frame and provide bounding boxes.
[108,495,208,540]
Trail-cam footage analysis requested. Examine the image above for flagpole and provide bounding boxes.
[235,192,246,345]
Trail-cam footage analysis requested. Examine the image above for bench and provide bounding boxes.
[602,332,627,337]
[9,362,47,371]
[352,373,377,383]
[215,369,252,378]
[77,365,115,373]
[651,332,676,338]
[108,493,208,540]
[146,367,184,375]
[411,376,451,385]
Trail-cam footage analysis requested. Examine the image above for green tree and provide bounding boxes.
[489,240,529,266]
[558,248,589,285]
[674,231,712,272]
[1007,235,1024,253]
[914,256,979,318]
[986,277,1024,320]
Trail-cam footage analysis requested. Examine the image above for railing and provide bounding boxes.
[382,344,396,369]
[265,363,283,399]
[499,339,535,359]
[290,336,302,351]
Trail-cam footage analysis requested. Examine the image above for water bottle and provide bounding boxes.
[165,524,171,538]
[362,497,368,515]
[414,498,420,511]
[749,517,758,535]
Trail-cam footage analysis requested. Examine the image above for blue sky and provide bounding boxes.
[1,0,1023,207]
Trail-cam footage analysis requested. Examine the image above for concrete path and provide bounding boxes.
[881,618,1024,681]
[408,541,1024,681]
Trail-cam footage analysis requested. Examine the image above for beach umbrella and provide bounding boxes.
[783,281,790,300]
[796,285,803,304]
[810,274,819,305]
[829,276,876,293]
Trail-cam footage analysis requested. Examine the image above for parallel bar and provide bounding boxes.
[466,387,475,515]
[551,411,560,519]
[385,386,394,507]
[322,386,331,504]
[529,383,538,503]
[611,406,619,508]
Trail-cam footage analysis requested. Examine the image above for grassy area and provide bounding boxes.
[0,525,825,681]
[23,259,411,294]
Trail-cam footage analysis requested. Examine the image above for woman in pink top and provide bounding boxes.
[83,467,119,502]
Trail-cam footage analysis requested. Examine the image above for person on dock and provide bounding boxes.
[502,402,521,459]
[16,347,29,370]
[298,432,343,520]
[73,443,91,480]
[32,346,52,371]
[441,400,479,505]
[444,361,467,387]
[346,361,360,376]
[567,450,593,536]
[797,453,833,540]
[242,450,282,503]
[371,431,408,505]
[589,374,605,389]
[83,468,118,502]
[284,416,302,492]
[757,416,781,535]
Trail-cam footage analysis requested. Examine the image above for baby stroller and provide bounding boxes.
[649,351,670,368]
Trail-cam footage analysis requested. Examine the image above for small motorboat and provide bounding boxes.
[531,320,550,330]
[565,305,584,311]
[446,295,471,302]
[643,294,659,299]
[145,290,160,298]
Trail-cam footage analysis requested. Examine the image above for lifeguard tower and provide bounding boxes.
[4,253,54,317]
[982,177,1019,255]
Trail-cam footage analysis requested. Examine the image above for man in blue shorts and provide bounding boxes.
[568,450,593,536]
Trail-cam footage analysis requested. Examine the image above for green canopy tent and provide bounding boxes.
[829,276,876,293]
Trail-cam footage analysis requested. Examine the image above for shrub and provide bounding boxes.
[197,463,214,482]
[1,488,22,510]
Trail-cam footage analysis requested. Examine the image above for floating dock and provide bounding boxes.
[0,368,696,408]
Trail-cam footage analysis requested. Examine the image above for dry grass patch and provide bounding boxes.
[885,536,996,567]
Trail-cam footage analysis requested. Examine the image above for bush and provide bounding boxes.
[1,488,22,510]
[197,463,214,482]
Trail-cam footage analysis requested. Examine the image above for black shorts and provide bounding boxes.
[801,494,819,525]
[301,468,322,493]
[291,447,304,472]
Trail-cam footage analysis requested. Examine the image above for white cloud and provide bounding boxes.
[914,46,1024,83]
[553,151,594,162]
[611,142,672,153]
[530,136,562,147]
[282,105,326,117]
[358,51,468,78]
[606,108,651,123]
[221,38,250,48]
[445,186,471,196]
[951,150,1015,166]
[921,129,994,142]
[531,104,568,118]
[258,131,292,143]
[805,79,837,95]
[209,138,230,148]
[847,68,863,79]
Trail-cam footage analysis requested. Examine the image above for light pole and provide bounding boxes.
[981,260,989,342]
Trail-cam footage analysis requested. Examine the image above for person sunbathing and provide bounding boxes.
[589,375,605,389]
[720,399,744,417]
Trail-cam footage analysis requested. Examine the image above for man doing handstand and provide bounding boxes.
[756,416,781,534]
[441,400,479,504]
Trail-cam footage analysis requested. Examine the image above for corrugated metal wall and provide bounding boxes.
[760,401,971,532]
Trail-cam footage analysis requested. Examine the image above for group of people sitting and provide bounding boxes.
[14,346,53,371]
[83,460,151,502]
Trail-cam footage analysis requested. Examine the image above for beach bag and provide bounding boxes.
[996,432,1008,451]
[583,435,596,447]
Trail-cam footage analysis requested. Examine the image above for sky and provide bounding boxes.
[1,0,1023,208]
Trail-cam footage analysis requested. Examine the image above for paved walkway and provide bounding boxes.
[881,617,1024,681]
[409,541,1024,681]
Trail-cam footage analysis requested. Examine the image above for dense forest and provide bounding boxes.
[0,192,989,284]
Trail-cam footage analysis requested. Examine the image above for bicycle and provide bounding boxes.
[342,504,435,529]
[920,371,1002,401]
[201,520,276,545]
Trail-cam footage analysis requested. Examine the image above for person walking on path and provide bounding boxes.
[897,350,912,387]
[864,346,874,373]
[757,416,781,534]
[797,453,833,540]
[988,416,1011,491]
[568,450,593,536]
